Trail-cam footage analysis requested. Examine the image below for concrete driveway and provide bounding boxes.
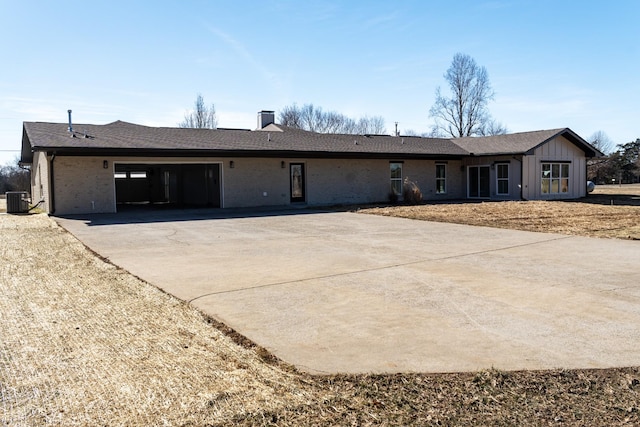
[56,209,640,374]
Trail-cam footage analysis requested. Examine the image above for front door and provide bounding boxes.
[468,166,491,198]
[290,163,305,202]
[205,164,221,207]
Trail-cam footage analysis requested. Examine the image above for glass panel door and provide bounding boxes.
[469,166,479,198]
[468,166,491,198]
[290,163,305,202]
[479,166,491,198]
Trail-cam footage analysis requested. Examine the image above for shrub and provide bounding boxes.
[402,177,423,205]
[388,190,399,204]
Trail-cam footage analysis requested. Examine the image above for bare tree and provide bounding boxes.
[0,158,30,193]
[588,130,615,154]
[429,53,503,137]
[278,103,386,134]
[279,104,303,129]
[477,119,508,136]
[401,129,421,137]
[299,104,323,132]
[356,115,386,134]
[402,129,430,137]
[179,94,217,129]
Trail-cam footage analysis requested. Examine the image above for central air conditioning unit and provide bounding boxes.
[6,191,29,214]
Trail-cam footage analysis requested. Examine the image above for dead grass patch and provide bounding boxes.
[359,184,640,240]
[0,214,321,425]
[1,213,639,425]
[228,369,640,426]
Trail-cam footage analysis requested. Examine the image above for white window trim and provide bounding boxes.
[390,162,403,196]
[496,163,509,196]
[541,162,570,195]
[435,163,447,194]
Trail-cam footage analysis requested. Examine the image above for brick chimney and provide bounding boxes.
[257,110,275,129]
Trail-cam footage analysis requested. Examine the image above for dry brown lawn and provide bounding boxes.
[358,184,640,240]
[0,214,323,425]
[1,187,640,425]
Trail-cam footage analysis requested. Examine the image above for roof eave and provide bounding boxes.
[29,146,466,160]
[529,128,603,158]
[467,151,528,157]
[20,125,34,163]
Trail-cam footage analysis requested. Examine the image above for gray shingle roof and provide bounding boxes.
[450,128,601,157]
[451,129,567,155]
[21,120,600,162]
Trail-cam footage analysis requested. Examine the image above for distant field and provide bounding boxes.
[592,183,640,197]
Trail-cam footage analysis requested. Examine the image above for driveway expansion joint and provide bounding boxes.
[55,211,640,374]
[188,234,572,303]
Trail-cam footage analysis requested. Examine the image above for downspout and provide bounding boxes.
[49,152,56,214]
[512,155,525,200]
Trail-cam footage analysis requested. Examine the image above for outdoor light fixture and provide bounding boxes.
[103,160,108,169]
[230,160,235,168]
[281,161,286,168]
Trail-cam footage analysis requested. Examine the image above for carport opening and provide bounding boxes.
[114,163,221,210]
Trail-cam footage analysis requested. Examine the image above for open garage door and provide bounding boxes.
[115,163,221,210]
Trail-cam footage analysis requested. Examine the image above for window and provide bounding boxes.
[390,162,403,196]
[435,164,446,194]
[496,163,509,195]
[541,163,569,194]
[114,171,147,179]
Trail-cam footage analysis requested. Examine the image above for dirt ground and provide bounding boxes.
[358,184,640,240]
[1,188,640,425]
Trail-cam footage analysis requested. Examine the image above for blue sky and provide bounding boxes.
[1,0,638,164]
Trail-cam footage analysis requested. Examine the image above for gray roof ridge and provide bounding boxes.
[265,125,451,140]
[453,127,568,141]
[105,120,150,128]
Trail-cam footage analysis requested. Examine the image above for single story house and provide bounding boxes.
[20,110,602,215]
